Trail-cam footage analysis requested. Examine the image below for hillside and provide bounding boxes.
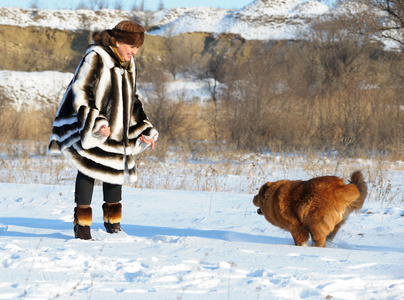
[0,0,330,39]
[0,24,259,72]
[0,25,257,110]
[0,0,331,73]
[0,0,331,106]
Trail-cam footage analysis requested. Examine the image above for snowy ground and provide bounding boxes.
[1,165,403,299]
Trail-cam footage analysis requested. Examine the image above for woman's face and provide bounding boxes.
[116,42,139,62]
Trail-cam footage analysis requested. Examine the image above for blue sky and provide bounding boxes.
[0,0,254,10]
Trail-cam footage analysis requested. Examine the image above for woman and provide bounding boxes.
[49,21,158,240]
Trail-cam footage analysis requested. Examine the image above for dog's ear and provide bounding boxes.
[262,182,271,194]
[257,182,271,201]
[254,182,272,207]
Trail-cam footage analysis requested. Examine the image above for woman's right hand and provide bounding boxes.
[99,125,111,137]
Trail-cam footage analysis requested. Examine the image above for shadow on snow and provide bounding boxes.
[1,217,403,254]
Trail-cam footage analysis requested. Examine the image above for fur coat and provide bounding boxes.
[48,44,158,185]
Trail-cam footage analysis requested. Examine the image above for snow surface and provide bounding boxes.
[0,150,404,299]
[0,173,403,299]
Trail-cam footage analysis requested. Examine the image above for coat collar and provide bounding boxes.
[86,44,135,73]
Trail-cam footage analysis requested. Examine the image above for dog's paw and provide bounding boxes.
[257,208,263,215]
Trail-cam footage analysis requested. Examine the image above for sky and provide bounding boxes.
[0,0,254,11]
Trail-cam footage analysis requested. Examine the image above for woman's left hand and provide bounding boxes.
[139,133,157,150]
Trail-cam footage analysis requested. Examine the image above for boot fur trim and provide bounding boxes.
[74,207,92,226]
[102,202,122,224]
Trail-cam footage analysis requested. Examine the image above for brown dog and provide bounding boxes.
[253,171,367,247]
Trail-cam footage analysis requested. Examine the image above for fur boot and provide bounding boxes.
[102,203,122,233]
[73,207,92,240]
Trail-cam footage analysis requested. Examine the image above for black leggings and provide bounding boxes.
[74,171,122,205]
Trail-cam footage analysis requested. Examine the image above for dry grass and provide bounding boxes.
[0,141,402,208]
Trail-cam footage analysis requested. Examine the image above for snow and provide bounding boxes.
[240,0,304,15]
[0,71,213,110]
[0,177,403,299]
[0,1,403,298]
[0,154,403,299]
[292,1,330,16]
[0,71,73,111]
[0,0,331,40]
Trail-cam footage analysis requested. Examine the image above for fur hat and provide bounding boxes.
[93,21,145,47]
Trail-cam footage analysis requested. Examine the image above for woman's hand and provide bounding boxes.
[139,133,157,150]
[99,125,111,137]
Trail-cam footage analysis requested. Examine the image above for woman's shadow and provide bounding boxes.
[0,217,289,245]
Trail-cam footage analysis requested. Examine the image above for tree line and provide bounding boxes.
[139,0,403,158]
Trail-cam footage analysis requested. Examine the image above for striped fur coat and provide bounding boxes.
[48,44,158,184]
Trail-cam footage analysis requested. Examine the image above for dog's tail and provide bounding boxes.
[349,170,368,211]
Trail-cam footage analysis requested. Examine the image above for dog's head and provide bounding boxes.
[253,182,272,215]
[253,180,289,215]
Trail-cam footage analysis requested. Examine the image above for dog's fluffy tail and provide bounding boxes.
[349,170,368,211]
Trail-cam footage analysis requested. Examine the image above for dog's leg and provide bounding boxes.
[289,225,310,246]
[312,236,326,247]
[310,228,327,247]
[326,219,346,241]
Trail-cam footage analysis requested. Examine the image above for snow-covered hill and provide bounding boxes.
[0,0,331,110]
[0,71,72,111]
[0,71,212,110]
[0,0,331,40]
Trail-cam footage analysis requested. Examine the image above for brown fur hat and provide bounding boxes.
[93,20,145,47]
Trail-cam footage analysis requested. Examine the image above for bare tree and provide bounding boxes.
[76,1,89,10]
[132,11,154,30]
[89,0,98,10]
[79,13,91,30]
[131,0,138,11]
[296,15,382,152]
[98,0,109,9]
[159,28,183,80]
[29,0,39,9]
[220,46,284,150]
[336,0,404,48]
[142,62,190,142]
[88,0,109,10]
[200,49,228,103]
[114,0,124,10]
[158,0,165,10]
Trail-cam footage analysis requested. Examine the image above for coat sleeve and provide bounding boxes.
[128,93,159,154]
[72,51,109,150]
[127,94,153,138]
